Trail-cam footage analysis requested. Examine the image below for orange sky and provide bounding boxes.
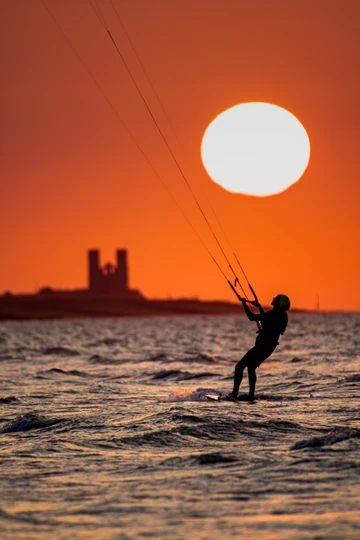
[1,0,359,311]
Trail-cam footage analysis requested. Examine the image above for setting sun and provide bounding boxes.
[201,102,310,197]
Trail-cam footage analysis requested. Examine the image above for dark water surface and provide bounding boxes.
[0,313,359,539]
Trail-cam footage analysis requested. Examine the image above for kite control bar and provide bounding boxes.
[228,280,259,307]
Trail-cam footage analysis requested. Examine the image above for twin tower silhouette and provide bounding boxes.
[88,249,142,299]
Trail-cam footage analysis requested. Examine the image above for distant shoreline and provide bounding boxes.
[0,293,312,321]
[0,296,243,321]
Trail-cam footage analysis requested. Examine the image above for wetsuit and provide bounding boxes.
[232,302,288,400]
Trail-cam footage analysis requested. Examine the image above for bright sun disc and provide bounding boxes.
[201,102,310,197]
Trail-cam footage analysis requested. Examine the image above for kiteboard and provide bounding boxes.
[205,393,254,403]
[205,394,223,401]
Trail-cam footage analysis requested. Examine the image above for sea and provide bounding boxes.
[0,312,359,539]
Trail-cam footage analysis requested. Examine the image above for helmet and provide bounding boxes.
[275,294,291,311]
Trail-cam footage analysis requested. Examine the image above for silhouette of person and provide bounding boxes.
[231,294,290,401]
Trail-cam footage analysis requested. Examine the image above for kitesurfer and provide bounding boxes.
[231,294,290,401]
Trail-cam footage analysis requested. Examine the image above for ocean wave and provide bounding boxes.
[140,353,216,365]
[113,410,246,448]
[0,351,29,362]
[116,414,307,448]
[294,369,313,378]
[36,368,90,378]
[86,353,219,367]
[152,369,217,381]
[179,353,217,364]
[147,353,169,362]
[0,396,20,404]
[88,354,121,365]
[114,411,262,448]
[290,427,360,450]
[115,428,185,447]
[171,412,206,423]
[88,337,122,347]
[343,374,360,383]
[252,418,303,432]
[123,425,229,446]
[161,452,239,467]
[42,347,79,357]
[0,413,63,434]
[255,393,304,402]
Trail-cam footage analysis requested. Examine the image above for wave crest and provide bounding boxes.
[290,427,360,450]
[0,413,63,434]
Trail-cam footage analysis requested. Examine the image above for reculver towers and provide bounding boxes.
[0,247,245,319]
[88,249,142,299]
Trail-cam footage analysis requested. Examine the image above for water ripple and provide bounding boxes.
[0,413,64,433]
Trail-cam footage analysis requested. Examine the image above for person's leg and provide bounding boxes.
[232,348,256,398]
[248,365,257,401]
[247,343,277,400]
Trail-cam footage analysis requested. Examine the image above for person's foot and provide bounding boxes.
[236,394,256,402]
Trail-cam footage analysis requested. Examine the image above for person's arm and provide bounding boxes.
[242,300,264,321]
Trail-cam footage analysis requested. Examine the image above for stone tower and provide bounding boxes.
[87,249,129,296]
